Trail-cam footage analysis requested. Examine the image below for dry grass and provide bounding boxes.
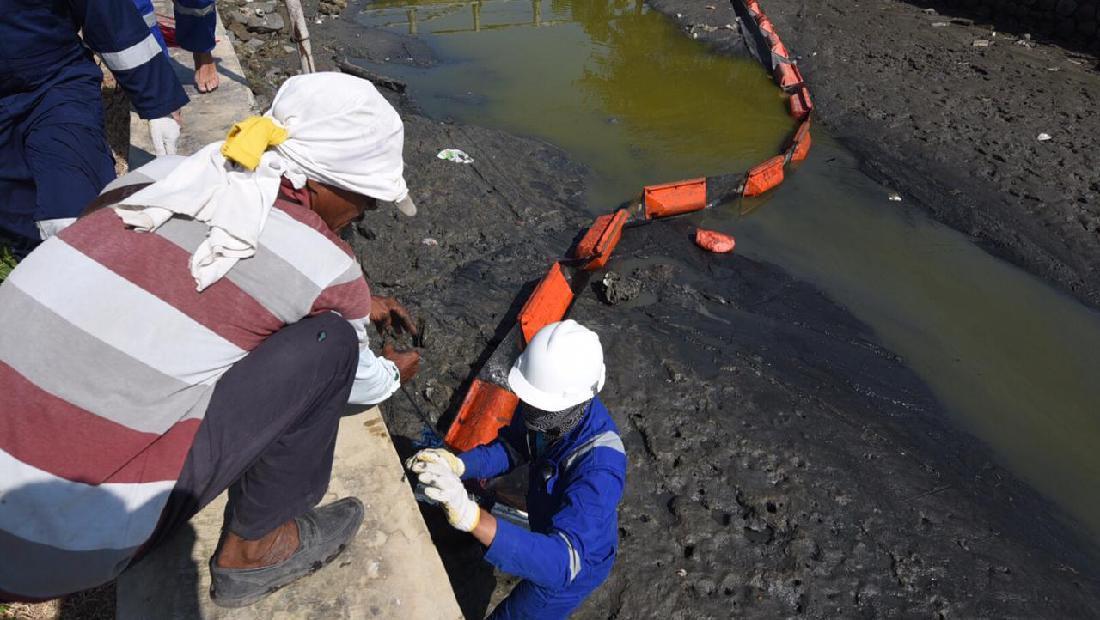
[0,583,116,620]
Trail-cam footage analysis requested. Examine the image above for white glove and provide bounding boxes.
[36,217,77,240]
[414,461,480,532]
[405,448,465,477]
[149,116,181,156]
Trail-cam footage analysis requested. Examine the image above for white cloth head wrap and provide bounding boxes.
[114,72,410,291]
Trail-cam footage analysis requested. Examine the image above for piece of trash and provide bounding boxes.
[888,191,902,202]
[422,237,439,246]
[1037,132,1052,142]
[705,4,716,8]
[922,7,937,14]
[594,272,642,306]
[931,21,949,27]
[437,148,474,164]
[972,39,991,47]
[694,228,736,253]
[676,568,688,577]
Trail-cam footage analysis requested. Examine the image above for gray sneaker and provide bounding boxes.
[209,497,365,608]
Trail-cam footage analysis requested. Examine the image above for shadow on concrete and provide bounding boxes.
[391,433,499,619]
[168,55,251,90]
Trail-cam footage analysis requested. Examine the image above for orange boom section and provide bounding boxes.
[787,118,812,163]
[644,177,707,219]
[574,209,630,270]
[444,379,520,451]
[789,86,813,120]
[744,156,786,196]
[518,262,575,343]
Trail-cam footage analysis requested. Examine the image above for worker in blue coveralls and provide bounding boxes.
[131,0,220,92]
[0,0,188,258]
[408,320,627,619]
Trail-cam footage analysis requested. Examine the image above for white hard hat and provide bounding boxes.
[508,320,606,412]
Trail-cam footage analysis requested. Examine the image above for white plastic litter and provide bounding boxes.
[1037,132,1052,142]
[422,237,439,246]
[437,148,474,164]
[888,192,902,202]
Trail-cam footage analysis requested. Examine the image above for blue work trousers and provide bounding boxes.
[488,559,613,620]
[0,62,116,249]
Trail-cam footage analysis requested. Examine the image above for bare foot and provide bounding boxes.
[194,52,220,93]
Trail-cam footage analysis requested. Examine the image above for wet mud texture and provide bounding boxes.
[222,5,1100,618]
[657,0,1100,309]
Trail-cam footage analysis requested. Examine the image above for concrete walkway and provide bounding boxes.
[128,0,255,167]
[116,408,464,619]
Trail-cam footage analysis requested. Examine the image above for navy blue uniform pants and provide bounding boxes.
[145,312,358,551]
[0,61,117,252]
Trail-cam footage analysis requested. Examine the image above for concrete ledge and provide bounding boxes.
[116,408,464,619]
[129,1,255,166]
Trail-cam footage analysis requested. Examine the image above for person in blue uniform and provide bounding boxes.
[0,0,188,257]
[409,320,627,620]
[131,0,220,92]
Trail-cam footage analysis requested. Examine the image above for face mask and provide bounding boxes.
[522,400,590,436]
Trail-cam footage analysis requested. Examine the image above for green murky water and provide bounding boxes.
[355,0,1100,543]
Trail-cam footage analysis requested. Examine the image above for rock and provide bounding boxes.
[244,38,265,51]
[319,0,348,15]
[594,272,642,305]
[251,0,277,14]
[234,7,284,33]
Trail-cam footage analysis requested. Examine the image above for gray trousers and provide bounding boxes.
[145,312,358,551]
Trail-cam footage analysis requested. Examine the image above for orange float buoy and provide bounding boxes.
[694,228,736,253]
[444,379,519,451]
[517,262,574,343]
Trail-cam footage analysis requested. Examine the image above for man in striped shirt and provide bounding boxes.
[0,73,420,607]
[0,0,188,257]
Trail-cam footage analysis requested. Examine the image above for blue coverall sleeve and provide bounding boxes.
[459,416,529,480]
[71,0,189,119]
[173,0,217,53]
[484,467,625,590]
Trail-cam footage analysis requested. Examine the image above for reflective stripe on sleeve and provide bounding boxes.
[562,430,625,472]
[174,1,215,16]
[100,34,162,72]
[143,11,157,27]
[556,531,581,582]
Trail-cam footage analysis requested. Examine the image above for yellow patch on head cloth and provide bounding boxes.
[221,116,289,171]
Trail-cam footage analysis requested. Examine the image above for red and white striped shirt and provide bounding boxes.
[0,165,395,598]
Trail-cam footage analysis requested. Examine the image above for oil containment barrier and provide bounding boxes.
[443,0,813,452]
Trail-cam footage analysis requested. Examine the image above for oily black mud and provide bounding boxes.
[221,4,1100,618]
[657,0,1100,309]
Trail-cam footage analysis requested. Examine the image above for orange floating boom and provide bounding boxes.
[644,177,707,219]
[444,378,519,451]
[518,262,575,343]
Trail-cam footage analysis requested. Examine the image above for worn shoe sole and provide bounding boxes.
[209,542,351,608]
